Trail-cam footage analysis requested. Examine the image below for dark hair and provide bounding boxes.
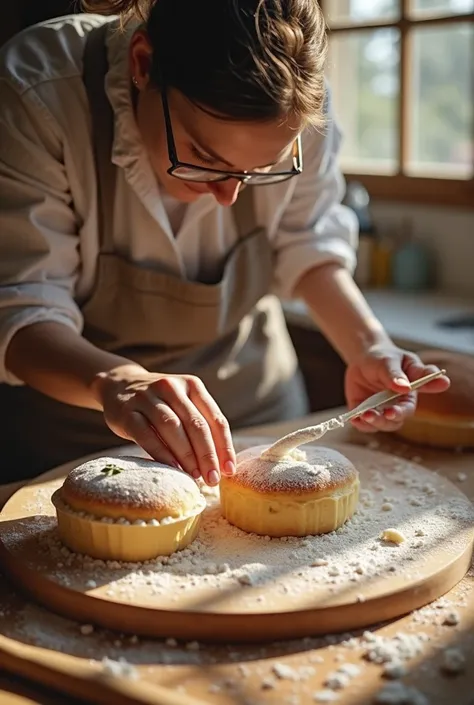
[82,0,328,126]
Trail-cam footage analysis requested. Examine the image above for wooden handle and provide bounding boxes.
[0,636,206,705]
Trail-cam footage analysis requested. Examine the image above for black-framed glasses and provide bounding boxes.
[160,86,303,185]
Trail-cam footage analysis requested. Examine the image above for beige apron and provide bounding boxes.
[0,24,308,482]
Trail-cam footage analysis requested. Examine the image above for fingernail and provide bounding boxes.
[363,411,375,423]
[394,377,410,387]
[207,470,220,486]
[223,461,236,475]
[191,469,201,479]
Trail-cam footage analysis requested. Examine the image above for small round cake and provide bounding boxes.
[220,445,359,537]
[52,456,206,562]
[396,350,474,449]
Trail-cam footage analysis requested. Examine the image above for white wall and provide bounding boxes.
[371,202,474,297]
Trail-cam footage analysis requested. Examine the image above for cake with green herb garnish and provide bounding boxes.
[51,456,206,561]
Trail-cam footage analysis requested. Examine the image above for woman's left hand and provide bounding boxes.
[345,344,450,433]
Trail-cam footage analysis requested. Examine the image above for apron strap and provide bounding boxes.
[82,23,116,253]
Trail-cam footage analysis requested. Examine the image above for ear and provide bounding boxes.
[129,29,153,90]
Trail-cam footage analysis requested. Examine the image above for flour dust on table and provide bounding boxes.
[0,438,472,635]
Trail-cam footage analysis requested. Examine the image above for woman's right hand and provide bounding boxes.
[92,365,236,486]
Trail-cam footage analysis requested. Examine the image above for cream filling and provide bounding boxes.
[56,496,206,527]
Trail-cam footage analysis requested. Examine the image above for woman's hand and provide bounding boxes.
[93,366,236,486]
[345,345,450,433]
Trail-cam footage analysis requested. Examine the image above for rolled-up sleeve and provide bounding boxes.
[0,80,83,385]
[272,88,359,299]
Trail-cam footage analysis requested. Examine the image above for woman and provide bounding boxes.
[0,0,448,485]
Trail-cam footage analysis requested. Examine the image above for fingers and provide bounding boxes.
[186,376,236,477]
[103,373,235,487]
[137,395,205,479]
[403,359,451,394]
[352,395,416,433]
[137,376,234,487]
[124,411,181,468]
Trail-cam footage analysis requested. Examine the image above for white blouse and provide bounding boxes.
[0,14,358,385]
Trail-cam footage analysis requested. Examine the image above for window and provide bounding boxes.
[320,0,474,207]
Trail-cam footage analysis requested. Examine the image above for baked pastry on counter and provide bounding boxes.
[396,350,474,449]
[52,456,206,561]
[220,445,359,537]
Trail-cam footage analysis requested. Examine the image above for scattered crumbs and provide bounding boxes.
[272,663,299,680]
[456,472,467,482]
[409,498,423,507]
[414,529,425,537]
[443,611,460,626]
[374,682,428,705]
[380,529,406,545]
[422,484,436,496]
[101,657,139,681]
[312,558,329,567]
[328,566,340,577]
[313,690,339,702]
[441,648,466,675]
[337,663,361,677]
[237,573,254,586]
[382,661,408,679]
[129,635,139,645]
[381,503,394,512]
[185,641,200,651]
[299,666,317,679]
[411,540,424,549]
[361,631,428,666]
[165,637,177,647]
[324,672,350,690]
[79,624,94,636]
[85,580,97,589]
[309,654,325,664]
[261,677,276,690]
[356,595,366,603]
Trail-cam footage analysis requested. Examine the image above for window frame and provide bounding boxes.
[320,0,474,208]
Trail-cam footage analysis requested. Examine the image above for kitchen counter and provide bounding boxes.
[283,290,474,355]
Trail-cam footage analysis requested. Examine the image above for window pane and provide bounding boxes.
[407,23,474,178]
[409,0,474,18]
[327,0,399,27]
[327,29,400,174]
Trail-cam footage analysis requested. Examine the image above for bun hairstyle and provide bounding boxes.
[82,0,328,127]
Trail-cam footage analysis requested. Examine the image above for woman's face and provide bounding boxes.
[130,32,302,207]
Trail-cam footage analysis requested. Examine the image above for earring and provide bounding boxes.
[132,76,139,87]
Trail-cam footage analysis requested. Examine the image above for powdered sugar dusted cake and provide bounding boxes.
[220,445,359,537]
[59,456,204,522]
[52,456,206,561]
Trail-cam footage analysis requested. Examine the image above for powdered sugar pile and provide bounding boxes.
[2,439,472,615]
[231,444,357,494]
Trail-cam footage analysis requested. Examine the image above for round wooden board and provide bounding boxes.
[0,438,473,643]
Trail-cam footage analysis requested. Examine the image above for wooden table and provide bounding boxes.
[1,410,473,705]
